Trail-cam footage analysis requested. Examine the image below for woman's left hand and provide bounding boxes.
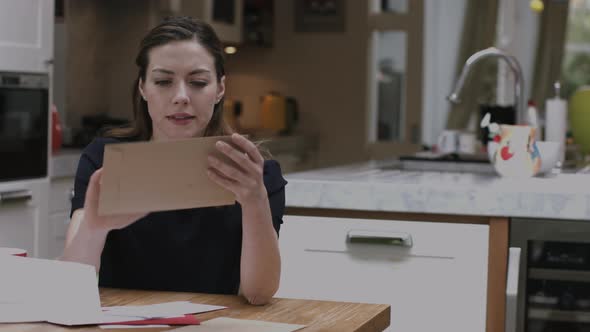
[207,133,267,205]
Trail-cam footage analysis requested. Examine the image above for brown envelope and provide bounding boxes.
[98,136,238,216]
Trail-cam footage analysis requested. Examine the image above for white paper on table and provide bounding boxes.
[0,256,227,326]
[100,324,170,329]
[171,317,306,332]
[0,255,102,324]
[0,303,44,323]
[53,301,227,326]
[102,301,227,319]
[49,301,227,326]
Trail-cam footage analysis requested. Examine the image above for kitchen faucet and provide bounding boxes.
[448,47,525,125]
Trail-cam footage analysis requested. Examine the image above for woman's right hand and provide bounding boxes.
[83,168,147,232]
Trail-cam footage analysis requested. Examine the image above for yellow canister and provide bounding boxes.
[260,92,287,134]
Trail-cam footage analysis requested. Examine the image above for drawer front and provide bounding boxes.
[277,215,489,332]
[49,177,74,214]
[47,212,68,259]
[0,203,36,255]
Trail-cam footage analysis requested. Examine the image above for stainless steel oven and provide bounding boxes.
[509,218,590,332]
[0,72,49,181]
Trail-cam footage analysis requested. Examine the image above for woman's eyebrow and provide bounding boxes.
[151,68,211,75]
[152,68,174,74]
[188,69,211,75]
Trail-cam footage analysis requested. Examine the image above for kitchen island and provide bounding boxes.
[279,159,590,332]
[285,159,590,221]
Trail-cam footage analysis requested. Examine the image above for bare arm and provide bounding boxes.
[208,133,281,305]
[60,169,146,271]
[238,187,281,305]
[60,209,109,271]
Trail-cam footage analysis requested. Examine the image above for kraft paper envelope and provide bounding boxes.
[98,136,238,216]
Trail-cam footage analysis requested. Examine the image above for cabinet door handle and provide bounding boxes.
[346,230,413,247]
[0,190,32,203]
[505,247,521,332]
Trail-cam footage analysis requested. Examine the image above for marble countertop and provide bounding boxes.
[285,159,590,221]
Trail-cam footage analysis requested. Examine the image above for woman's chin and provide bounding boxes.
[170,132,199,140]
[153,131,199,141]
[163,127,204,140]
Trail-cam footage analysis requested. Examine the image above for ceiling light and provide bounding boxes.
[224,46,237,55]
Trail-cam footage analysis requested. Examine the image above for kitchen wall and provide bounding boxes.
[225,0,370,167]
[61,0,544,167]
[65,1,108,128]
[65,0,151,128]
[63,0,370,167]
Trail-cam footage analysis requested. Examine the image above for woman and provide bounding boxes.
[60,17,286,305]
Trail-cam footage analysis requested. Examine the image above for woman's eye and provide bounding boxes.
[190,81,207,87]
[155,80,172,86]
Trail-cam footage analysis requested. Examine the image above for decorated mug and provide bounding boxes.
[488,125,541,177]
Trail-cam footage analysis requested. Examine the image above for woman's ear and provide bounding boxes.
[216,76,226,103]
[138,78,147,101]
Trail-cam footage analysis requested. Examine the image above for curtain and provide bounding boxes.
[531,0,570,106]
[446,0,500,130]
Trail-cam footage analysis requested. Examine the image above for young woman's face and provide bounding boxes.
[139,40,225,141]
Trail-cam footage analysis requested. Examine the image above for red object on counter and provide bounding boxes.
[0,247,27,257]
[100,314,200,326]
[51,105,62,154]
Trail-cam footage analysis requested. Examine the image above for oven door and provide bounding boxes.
[0,72,49,181]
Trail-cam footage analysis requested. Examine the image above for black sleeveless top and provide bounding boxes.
[71,137,287,294]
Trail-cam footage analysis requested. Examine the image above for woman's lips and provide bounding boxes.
[166,113,195,126]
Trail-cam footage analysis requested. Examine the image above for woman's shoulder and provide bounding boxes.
[263,160,288,194]
[82,136,127,156]
[80,136,135,166]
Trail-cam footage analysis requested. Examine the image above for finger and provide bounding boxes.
[207,167,238,193]
[231,133,264,165]
[84,168,103,213]
[208,155,250,184]
[215,140,256,174]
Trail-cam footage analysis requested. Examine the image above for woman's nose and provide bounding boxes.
[172,83,189,105]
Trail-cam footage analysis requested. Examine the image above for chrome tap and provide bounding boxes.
[448,47,525,125]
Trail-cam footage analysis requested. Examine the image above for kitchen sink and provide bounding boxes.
[380,152,496,174]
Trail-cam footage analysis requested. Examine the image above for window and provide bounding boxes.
[561,0,590,99]
[366,0,423,158]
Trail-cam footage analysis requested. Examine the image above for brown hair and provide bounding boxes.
[104,16,232,140]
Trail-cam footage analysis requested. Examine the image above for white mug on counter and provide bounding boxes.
[458,132,477,154]
[437,130,477,154]
[437,130,460,154]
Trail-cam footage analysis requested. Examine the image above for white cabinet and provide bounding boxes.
[277,215,489,332]
[47,176,74,259]
[0,179,49,258]
[0,0,54,72]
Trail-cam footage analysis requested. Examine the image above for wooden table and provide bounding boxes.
[0,288,390,332]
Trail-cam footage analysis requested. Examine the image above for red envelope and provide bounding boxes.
[102,314,200,326]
